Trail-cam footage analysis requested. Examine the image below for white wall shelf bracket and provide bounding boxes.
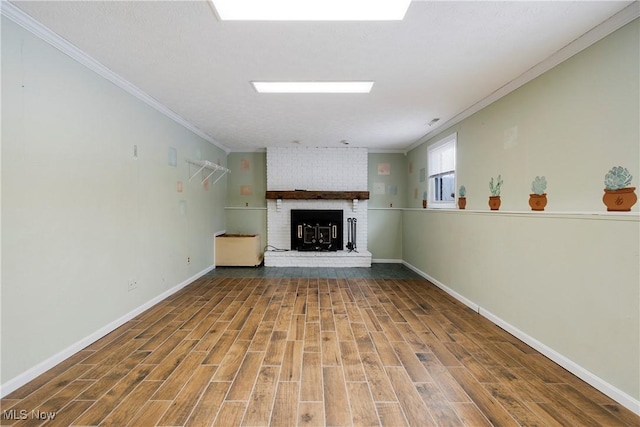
[187,159,230,185]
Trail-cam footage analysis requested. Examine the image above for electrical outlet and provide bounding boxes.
[127,279,137,292]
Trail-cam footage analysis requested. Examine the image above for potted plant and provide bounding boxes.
[458,185,467,209]
[488,175,503,210]
[422,191,427,208]
[603,166,637,211]
[529,176,547,211]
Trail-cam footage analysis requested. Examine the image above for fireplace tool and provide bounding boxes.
[346,218,358,252]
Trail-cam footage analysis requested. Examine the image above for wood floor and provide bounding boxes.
[2,274,638,426]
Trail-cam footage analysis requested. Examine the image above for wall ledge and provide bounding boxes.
[403,208,640,221]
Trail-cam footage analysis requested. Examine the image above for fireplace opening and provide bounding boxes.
[291,210,343,251]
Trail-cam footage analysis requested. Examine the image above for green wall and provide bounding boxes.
[224,152,268,250]
[367,153,407,209]
[404,19,639,403]
[367,153,407,260]
[226,152,267,208]
[5,7,635,409]
[224,151,408,260]
[408,20,639,212]
[1,18,228,388]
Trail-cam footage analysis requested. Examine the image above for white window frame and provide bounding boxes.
[427,132,457,209]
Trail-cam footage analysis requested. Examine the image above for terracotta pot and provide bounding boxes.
[458,197,466,210]
[602,187,637,211]
[529,193,547,211]
[488,196,501,210]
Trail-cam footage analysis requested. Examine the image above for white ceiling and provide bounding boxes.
[10,1,635,152]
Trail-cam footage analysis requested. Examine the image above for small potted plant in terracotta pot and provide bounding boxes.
[458,185,467,209]
[529,176,547,211]
[603,166,637,211]
[488,175,503,210]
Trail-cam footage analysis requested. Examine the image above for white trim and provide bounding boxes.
[2,1,635,156]
[402,208,640,222]
[264,250,372,267]
[0,1,230,154]
[406,3,640,153]
[224,206,268,210]
[0,265,214,398]
[402,259,640,416]
[229,147,267,153]
[480,307,640,416]
[372,258,403,263]
[367,148,407,154]
[426,132,457,151]
[402,261,479,312]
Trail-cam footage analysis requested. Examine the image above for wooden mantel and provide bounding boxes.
[266,190,370,200]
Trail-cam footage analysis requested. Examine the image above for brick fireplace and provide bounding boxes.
[264,147,372,267]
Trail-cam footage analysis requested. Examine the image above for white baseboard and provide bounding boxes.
[402,261,479,312]
[372,258,404,263]
[402,261,640,416]
[0,265,214,398]
[479,307,640,416]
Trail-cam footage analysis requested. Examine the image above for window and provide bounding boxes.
[427,133,456,208]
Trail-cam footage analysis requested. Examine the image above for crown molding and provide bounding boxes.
[367,148,407,155]
[1,1,231,154]
[3,0,636,156]
[406,2,640,153]
[228,147,267,153]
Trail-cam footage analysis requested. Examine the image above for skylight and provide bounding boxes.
[211,0,411,21]
[251,81,374,94]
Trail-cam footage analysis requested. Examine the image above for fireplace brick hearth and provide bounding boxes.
[264,147,372,267]
[265,250,372,267]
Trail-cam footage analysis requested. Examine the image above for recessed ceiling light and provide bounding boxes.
[252,81,374,94]
[427,118,440,126]
[210,0,411,21]
[341,140,349,145]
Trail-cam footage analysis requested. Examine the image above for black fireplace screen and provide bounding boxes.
[291,210,343,251]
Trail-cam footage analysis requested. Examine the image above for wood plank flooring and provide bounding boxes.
[2,274,638,426]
